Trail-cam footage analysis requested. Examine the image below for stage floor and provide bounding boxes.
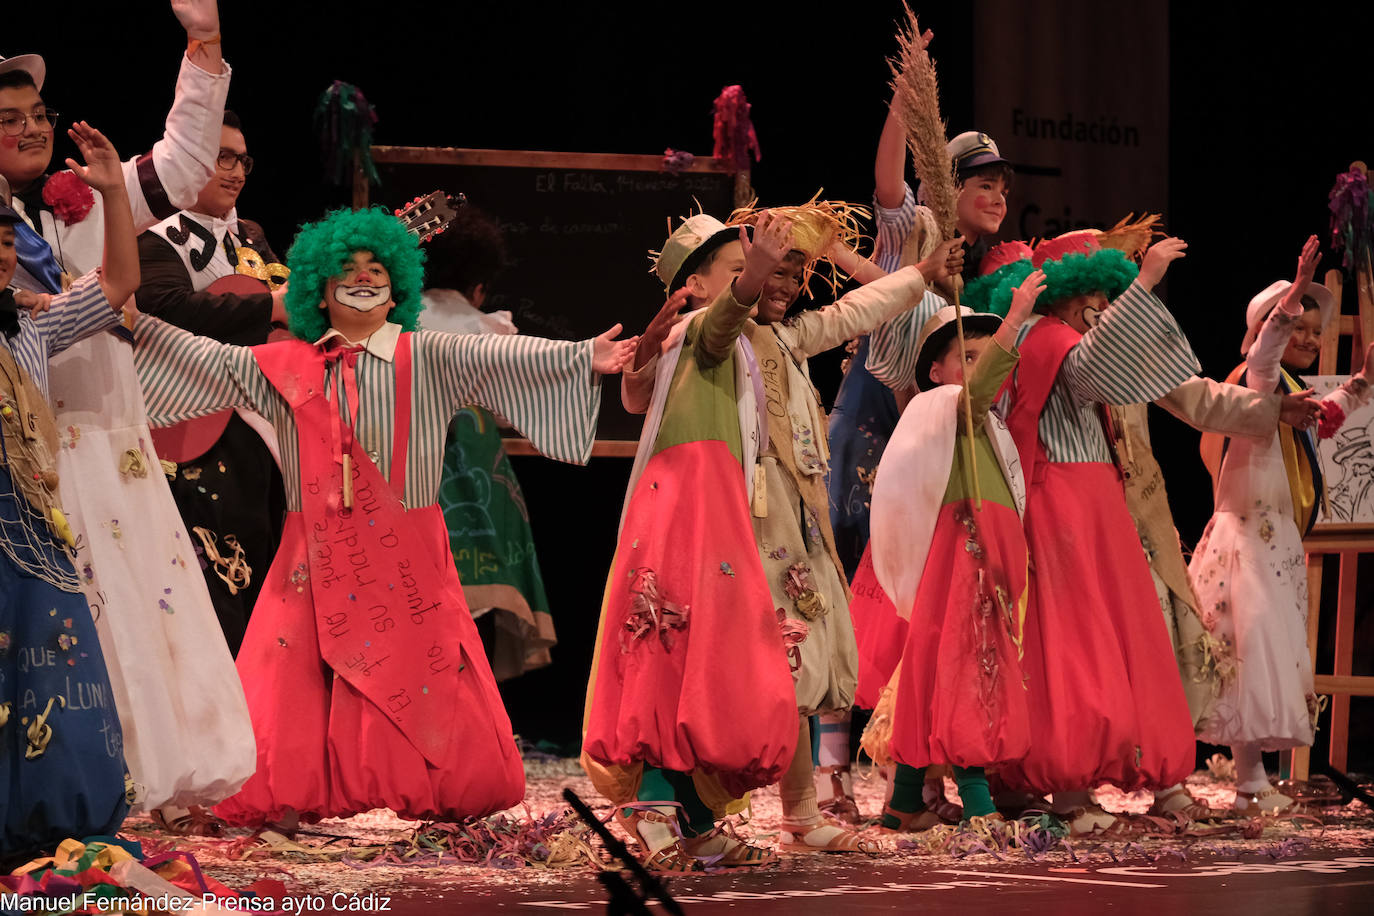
[113,758,1374,914]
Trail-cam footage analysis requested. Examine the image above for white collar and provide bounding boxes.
[313,320,402,362]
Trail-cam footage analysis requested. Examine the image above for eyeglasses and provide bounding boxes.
[216,149,254,174]
[0,109,60,137]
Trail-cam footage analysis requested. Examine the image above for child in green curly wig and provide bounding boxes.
[283,206,429,341]
[129,202,636,828]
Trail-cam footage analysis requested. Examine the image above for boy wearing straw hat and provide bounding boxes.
[582,207,962,866]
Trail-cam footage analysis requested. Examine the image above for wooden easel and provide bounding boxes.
[1286,159,1374,782]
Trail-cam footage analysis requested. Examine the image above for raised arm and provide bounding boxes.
[1246,235,1321,394]
[874,105,910,210]
[120,1,231,230]
[66,123,139,307]
[696,212,793,367]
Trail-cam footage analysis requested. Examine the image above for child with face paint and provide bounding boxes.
[967,228,1322,824]
[1194,236,1374,816]
[132,206,634,827]
[862,266,1045,831]
[971,231,1204,836]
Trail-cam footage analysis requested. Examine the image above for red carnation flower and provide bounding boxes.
[42,171,96,225]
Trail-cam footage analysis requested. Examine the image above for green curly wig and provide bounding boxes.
[963,259,1034,317]
[962,248,1139,317]
[283,206,427,341]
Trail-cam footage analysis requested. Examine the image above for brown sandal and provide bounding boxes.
[779,817,882,855]
[1062,806,1137,840]
[1148,785,1228,823]
[613,803,701,874]
[682,822,777,868]
[877,805,944,834]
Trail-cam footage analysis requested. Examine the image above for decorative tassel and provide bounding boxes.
[712,85,761,173]
[1328,165,1373,272]
[314,81,380,187]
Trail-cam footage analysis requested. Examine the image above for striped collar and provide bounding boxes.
[313,320,402,363]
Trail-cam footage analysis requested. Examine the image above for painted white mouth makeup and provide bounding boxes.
[334,283,392,312]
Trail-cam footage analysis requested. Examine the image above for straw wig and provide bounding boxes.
[283,207,427,341]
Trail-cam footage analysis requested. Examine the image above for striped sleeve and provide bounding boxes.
[34,270,120,357]
[1060,281,1201,407]
[867,288,948,391]
[421,330,600,465]
[133,314,275,425]
[872,183,918,274]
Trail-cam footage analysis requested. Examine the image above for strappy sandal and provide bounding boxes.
[877,805,944,834]
[924,780,963,824]
[681,821,777,868]
[1148,785,1228,823]
[612,803,701,874]
[150,805,227,837]
[779,817,882,855]
[817,765,863,825]
[1061,806,1137,840]
[1234,786,1313,819]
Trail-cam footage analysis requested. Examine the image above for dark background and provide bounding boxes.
[10,2,1372,765]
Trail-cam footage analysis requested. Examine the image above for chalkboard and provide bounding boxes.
[360,147,743,444]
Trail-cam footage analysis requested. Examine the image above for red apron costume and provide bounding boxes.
[216,336,523,824]
[996,317,1194,792]
[849,544,907,711]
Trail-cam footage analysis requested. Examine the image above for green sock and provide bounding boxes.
[660,769,717,838]
[881,763,928,829]
[954,766,996,819]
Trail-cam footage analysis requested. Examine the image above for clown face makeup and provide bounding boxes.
[326,251,393,313]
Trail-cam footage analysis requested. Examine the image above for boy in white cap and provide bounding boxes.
[1195,235,1374,816]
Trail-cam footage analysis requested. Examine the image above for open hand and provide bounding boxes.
[1293,234,1322,293]
[1137,237,1187,292]
[1007,269,1047,324]
[740,211,795,273]
[634,287,690,370]
[592,323,636,375]
[14,289,52,317]
[1278,388,1325,431]
[65,122,124,194]
[736,211,796,305]
[170,0,220,38]
[914,238,965,286]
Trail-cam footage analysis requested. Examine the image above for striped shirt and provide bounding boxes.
[1006,281,1201,463]
[867,183,948,391]
[134,316,601,510]
[0,271,117,399]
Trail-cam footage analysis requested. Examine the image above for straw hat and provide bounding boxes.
[913,305,1004,391]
